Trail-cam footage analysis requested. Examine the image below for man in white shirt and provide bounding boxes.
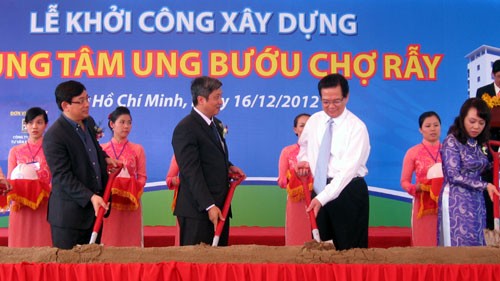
[296,73,370,250]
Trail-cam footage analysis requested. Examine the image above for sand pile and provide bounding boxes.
[0,241,499,264]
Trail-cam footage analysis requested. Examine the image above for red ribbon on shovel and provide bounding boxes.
[488,140,500,231]
[89,164,123,244]
[212,173,246,247]
[299,173,321,242]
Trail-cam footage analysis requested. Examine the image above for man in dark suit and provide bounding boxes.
[475,59,500,230]
[172,76,245,246]
[476,59,500,99]
[43,80,119,249]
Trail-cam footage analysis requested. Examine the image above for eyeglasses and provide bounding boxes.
[321,98,344,106]
[71,96,91,105]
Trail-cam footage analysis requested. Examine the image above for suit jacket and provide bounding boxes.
[476,82,499,230]
[476,82,500,138]
[172,109,231,219]
[476,82,496,98]
[43,114,109,229]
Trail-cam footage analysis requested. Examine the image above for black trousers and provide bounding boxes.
[178,216,230,246]
[51,224,101,249]
[314,177,369,250]
[484,190,494,230]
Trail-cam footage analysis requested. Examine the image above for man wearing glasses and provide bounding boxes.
[296,73,371,250]
[43,80,119,249]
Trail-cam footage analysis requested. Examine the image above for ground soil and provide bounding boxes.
[0,241,499,264]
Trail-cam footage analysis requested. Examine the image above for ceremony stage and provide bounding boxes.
[0,226,411,248]
[0,243,499,281]
[1,262,499,281]
[141,226,412,248]
[1,226,500,281]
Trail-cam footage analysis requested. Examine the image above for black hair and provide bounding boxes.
[191,76,223,106]
[108,106,132,130]
[493,59,500,74]
[317,73,349,98]
[293,113,311,127]
[25,107,48,124]
[418,111,440,128]
[54,80,86,111]
[447,98,490,145]
[293,113,311,136]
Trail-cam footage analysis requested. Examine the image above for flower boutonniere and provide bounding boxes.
[482,93,500,109]
[94,121,105,140]
[481,145,488,156]
[219,122,228,139]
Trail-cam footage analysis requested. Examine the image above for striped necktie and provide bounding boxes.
[210,121,224,151]
[210,121,220,142]
[314,118,333,194]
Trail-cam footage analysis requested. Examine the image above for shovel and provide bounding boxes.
[89,164,122,244]
[212,173,245,247]
[299,173,321,243]
[488,140,500,231]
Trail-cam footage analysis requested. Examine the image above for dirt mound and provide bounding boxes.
[484,229,500,247]
[1,243,500,264]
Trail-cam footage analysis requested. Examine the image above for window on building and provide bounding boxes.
[477,76,481,82]
[477,64,480,71]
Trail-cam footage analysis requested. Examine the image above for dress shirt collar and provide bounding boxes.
[193,106,214,126]
[320,108,349,125]
[62,113,88,129]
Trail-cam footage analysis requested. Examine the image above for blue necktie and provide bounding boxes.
[210,121,224,151]
[314,118,333,194]
[210,121,220,143]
